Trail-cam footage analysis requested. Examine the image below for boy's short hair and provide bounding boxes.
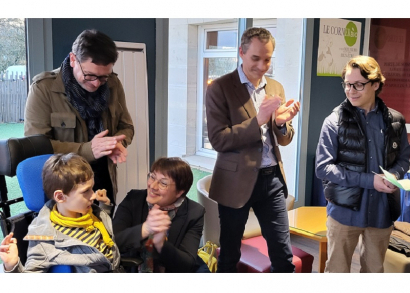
[150,157,193,198]
[342,55,386,96]
[42,153,94,200]
[72,29,118,65]
[241,27,275,54]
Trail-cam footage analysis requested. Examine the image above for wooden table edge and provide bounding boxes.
[289,228,328,242]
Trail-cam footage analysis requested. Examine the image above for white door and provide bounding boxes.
[113,41,149,206]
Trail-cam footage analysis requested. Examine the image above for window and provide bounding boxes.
[206,30,237,50]
[0,18,28,241]
[197,24,238,155]
[0,18,27,124]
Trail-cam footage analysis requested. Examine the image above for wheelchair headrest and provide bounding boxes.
[17,154,53,212]
[0,135,53,177]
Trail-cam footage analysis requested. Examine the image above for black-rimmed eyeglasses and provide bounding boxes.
[341,80,372,91]
[75,56,110,83]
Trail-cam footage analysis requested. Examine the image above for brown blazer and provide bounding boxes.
[206,69,295,208]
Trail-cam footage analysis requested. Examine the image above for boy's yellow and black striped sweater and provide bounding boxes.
[52,223,113,259]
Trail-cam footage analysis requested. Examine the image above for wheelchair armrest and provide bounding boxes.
[120,257,143,267]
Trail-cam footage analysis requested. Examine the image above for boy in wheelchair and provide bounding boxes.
[0,153,121,272]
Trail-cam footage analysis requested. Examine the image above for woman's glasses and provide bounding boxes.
[147,172,175,190]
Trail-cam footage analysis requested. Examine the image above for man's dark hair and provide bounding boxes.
[72,29,118,65]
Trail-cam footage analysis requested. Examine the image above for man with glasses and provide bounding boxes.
[316,55,410,272]
[206,27,300,273]
[24,29,134,206]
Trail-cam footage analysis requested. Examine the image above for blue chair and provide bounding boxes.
[16,154,73,273]
[397,172,410,222]
[17,154,52,215]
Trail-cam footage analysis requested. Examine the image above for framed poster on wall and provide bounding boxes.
[317,18,362,76]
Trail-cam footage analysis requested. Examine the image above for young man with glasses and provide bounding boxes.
[24,29,134,206]
[316,55,410,272]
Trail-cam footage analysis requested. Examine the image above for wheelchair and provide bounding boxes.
[0,135,141,272]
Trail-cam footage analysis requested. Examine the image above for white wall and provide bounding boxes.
[168,19,231,158]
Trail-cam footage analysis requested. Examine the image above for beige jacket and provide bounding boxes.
[24,68,134,201]
[206,69,294,208]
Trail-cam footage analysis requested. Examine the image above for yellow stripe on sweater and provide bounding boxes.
[52,223,113,259]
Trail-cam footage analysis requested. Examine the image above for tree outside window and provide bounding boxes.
[0,18,26,78]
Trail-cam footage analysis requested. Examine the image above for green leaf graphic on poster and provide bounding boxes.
[344,22,358,47]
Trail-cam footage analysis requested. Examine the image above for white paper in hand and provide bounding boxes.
[379,166,410,191]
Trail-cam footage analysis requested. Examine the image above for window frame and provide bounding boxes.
[196,22,239,158]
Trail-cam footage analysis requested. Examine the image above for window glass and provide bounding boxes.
[206,30,237,50]
[261,26,276,78]
[0,18,28,241]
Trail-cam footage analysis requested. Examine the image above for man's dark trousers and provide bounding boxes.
[217,165,295,273]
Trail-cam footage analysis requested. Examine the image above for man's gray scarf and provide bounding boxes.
[61,55,109,140]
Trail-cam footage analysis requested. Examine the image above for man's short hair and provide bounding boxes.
[42,153,94,200]
[342,55,386,96]
[72,29,118,65]
[150,157,193,198]
[241,27,275,54]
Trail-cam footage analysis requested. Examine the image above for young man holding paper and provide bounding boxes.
[315,55,410,273]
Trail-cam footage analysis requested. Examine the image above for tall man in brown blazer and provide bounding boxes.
[206,27,300,272]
